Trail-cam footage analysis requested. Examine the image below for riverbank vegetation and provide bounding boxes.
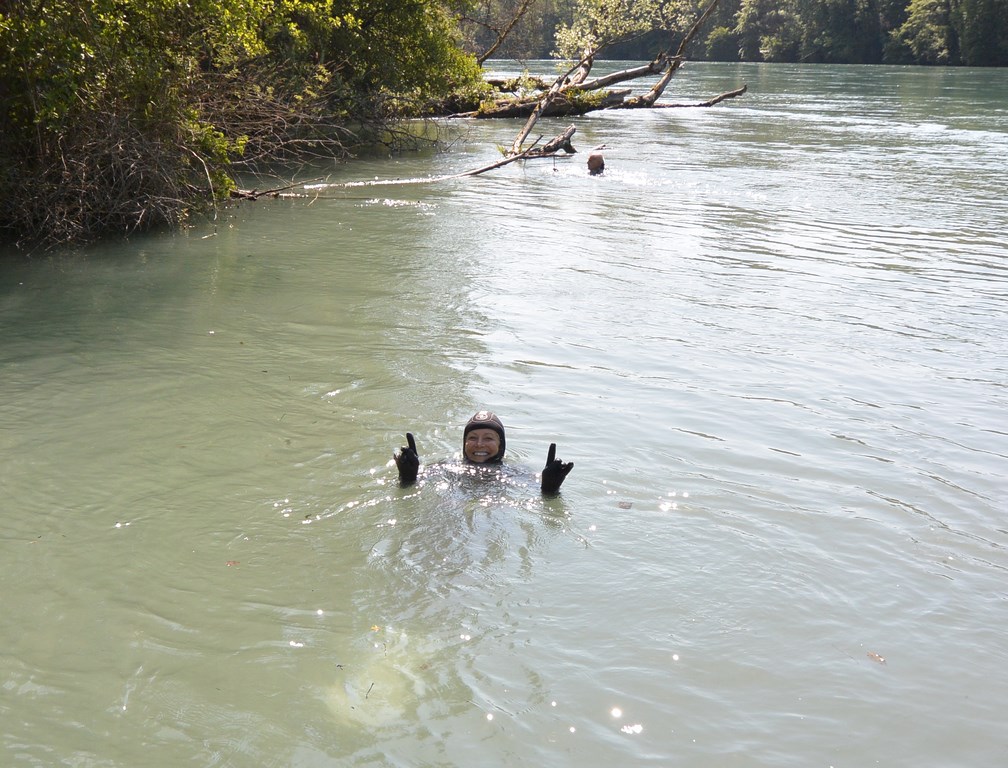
[0,0,485,249]
[2,0,1005,250]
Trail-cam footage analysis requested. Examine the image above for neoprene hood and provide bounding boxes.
[463,411,506,463]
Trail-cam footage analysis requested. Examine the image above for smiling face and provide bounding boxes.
[463,428,502,463]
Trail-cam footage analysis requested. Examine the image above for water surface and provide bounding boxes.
[2,62,1007,766]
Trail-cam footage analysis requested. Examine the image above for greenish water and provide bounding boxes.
[2,62,1007,766]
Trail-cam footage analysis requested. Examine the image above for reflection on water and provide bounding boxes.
[2,62,1007,766]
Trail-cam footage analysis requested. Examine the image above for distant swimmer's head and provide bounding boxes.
[463,411,506,464]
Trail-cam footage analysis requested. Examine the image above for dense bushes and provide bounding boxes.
[0,0,483,249]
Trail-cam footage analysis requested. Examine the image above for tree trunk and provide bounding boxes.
[476,89,631,119]
[573,56,669,91]
[568,48,594,87]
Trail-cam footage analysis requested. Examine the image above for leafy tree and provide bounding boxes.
[452,0,567,60]
[315,0,482,114]
[798,0,885,63]
[553,0,668,61]
[698,0,741,59]
[890,0,957,63]
[705,25,742,58]
[735,0,800,60]
[956,0,1008,65]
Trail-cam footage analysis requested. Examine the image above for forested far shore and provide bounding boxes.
[460,0,1008,67]
[3,0,1006,251]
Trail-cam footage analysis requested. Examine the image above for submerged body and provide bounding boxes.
[393,411,573,496]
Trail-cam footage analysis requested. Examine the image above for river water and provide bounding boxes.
[2,62,1007,766]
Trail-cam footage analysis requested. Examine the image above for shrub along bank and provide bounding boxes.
[0,0,484,250]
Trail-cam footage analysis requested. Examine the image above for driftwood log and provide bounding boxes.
[526,125,578,157]
[472,89,631,119]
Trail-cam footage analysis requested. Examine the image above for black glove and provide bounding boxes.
[540,443,573,495]
[394,432,419,485]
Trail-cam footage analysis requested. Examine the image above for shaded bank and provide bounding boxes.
[0,0,483,252]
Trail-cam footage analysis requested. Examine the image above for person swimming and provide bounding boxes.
[393,411,573,495]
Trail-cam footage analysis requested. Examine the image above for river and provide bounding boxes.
[2,61,1007,766]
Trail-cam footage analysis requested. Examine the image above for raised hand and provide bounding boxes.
[394,432,419,485]
[540,442,574,495]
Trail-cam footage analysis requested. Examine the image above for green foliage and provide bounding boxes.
[956,0,1008,65]
[705,25,742,60]
[890,0,956,63]
[554,0,673,61]
[0,0,483,247]
[797,0,885,63]
[562,86,610,109]
[0,0,276,245]
[735,0,783,60]
[731,0,1006,63]
[288,0,482,117]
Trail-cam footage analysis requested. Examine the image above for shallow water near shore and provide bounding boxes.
[2,61,1007,766]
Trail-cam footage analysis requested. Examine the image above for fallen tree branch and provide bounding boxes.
[230,178,324,199]
[457,140,544,176]
[648,84,748,109]
[574,55,670,92]
[525,125,577,157]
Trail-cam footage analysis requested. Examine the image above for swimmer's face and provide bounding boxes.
[464,428,501,463]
